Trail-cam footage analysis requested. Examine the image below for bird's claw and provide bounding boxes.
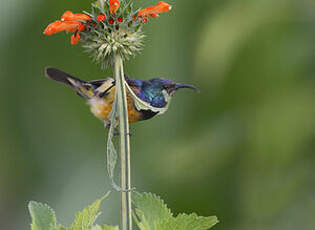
[113,129,133,136]
[104,122,132,136]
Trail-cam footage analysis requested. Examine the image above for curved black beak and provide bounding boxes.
[175,83,200,93]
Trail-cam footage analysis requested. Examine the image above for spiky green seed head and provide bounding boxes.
[80,0,145,68]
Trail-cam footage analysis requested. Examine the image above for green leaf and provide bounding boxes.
[132,192,172,230]
[55,226,69,230]
[133,209,152,230]
[132,192,218,230]
[28,201,57,230]
[70,192,110,230]
[101,225,119,230]
[156,214,218,230]
[91,225,119,230]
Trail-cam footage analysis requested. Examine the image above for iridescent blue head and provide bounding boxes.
[149,78,199,96]
[127,77,199,108]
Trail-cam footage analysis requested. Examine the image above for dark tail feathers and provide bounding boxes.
[45,67,94,98]
[45,67,86,86]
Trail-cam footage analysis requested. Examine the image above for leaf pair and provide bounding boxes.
[28,192,218,230]
[28,192,118,230]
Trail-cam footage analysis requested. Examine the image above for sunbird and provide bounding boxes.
[45,67,198,125]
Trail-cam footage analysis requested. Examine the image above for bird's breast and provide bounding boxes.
[89,97,113,122]
[88,86,144,123]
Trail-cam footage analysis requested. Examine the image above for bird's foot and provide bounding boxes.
[113,129,133,136]
[104,121,132,136]
[113,128,120,136]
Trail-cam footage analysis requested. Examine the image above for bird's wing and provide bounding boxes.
[93,78,115,97]
[92,75,141,98]
[89,79,107,87]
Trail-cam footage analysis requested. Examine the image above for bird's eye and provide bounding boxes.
[168,84,176,89]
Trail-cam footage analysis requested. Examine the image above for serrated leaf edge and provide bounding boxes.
[28,201,57,230]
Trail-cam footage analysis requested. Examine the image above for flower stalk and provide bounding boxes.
[113,53,132,230]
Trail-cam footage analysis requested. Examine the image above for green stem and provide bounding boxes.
[113,53,132,230]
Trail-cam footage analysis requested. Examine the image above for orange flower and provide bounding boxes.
[97,14,106,22]
[44,20,82,35]
[44,11,92,45]
[71,33,81,45]
[138,1,171,19]
[109,0,120,14]
[61,11,91,22]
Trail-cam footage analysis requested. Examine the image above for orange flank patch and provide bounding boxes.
[88,86,142,123]
[127,91,142,123]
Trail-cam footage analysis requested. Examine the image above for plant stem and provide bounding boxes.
[113,53,132,230]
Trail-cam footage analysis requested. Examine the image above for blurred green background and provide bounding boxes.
[1,0,315,229]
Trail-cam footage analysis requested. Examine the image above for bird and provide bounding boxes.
[45,67,198,126]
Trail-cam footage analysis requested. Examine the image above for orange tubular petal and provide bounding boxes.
[137,1,171,18]
[44,21,81,35]
[110,0,120,14]
[61,11,91,21]
[155,1,172,13]
[74,13,91,21]
[62,21,82,32]
[71,33,80,45]
[149,12,159,18]
[138,6,156,18]
[78,23,86,32]
[61,11,74,21]
[44,21,63,35]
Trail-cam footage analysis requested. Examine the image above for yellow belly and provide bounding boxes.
[88,86,142,123]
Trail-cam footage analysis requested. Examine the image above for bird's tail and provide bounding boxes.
[45,67,94,99]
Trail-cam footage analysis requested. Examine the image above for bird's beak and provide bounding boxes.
[175,83,200,93]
